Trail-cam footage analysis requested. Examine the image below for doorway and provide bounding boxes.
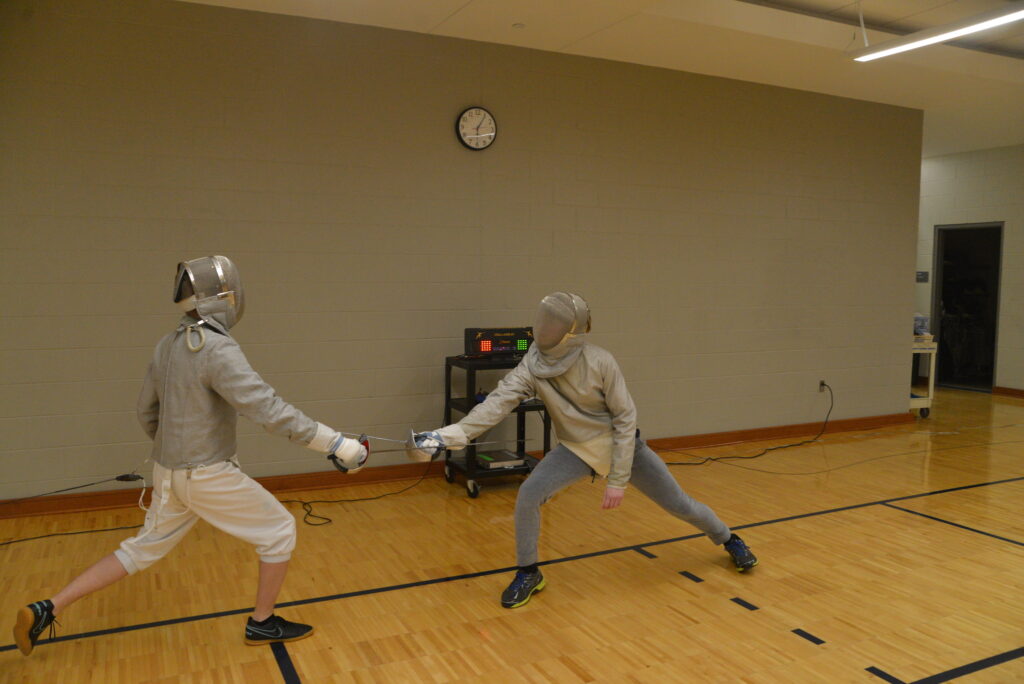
[931,223,1002,392]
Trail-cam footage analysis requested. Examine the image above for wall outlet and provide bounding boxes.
[819,380,827,392]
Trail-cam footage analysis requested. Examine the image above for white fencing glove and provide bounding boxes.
[407,430,444,462]
[406,424,469,462]
[327,434,369,474]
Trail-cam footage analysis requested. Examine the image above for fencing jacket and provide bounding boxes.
[137,316,336,469]
[449,343,638,488]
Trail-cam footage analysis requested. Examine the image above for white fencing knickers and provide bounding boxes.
[114,459,296,575]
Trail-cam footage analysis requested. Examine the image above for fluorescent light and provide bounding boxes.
[849,0,1024,62]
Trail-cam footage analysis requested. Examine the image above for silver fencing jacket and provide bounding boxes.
[449,343,638,488]
[137,316,333,469]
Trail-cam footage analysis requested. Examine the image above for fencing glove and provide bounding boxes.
[406,425,469,462]
[407,430,444,462]
[327,434,369,474]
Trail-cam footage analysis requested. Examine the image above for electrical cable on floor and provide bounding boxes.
[663,383,1023,476]
[0,525,143,549]
[0,473,144,505]
[280,459,436,526]
[0,473,147,549]
[664,383,834,468]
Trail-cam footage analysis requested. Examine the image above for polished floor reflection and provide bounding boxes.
[2,389,1022,683]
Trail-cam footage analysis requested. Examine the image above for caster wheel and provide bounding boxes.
[444,462,455,483]
[920,408,930,418]
[466,480,480,498]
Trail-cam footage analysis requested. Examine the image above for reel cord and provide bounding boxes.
[280,459,435,526]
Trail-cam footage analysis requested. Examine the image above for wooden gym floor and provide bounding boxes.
[1,388,1022,683]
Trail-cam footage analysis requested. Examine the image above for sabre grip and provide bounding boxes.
[407,430,445,462]
[328,433,369,474]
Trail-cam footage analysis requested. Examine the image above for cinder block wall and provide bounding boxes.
[0,0,922,498]
[916,145,1024,389]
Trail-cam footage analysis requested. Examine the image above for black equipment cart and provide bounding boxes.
[443,355,551,497]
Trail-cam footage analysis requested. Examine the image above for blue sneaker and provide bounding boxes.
[723,534,758,572]
[501,569,546,608]
[13,599,59,656]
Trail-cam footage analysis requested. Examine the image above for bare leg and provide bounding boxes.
[253,560,288,621]
[50,553,129,616]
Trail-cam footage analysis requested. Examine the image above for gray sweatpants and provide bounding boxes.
[515,437,732,566]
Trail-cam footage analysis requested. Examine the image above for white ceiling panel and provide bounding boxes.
[431,0,660,52]
[900,0,1012,24]
[177,0,470,33]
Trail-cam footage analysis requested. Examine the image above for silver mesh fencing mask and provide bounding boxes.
[173,255,245,332]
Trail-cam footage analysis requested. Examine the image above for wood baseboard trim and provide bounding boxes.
[646,412,914,451]
[993,386,1024,399]
[0,412,912,520]
[0,461,444,520]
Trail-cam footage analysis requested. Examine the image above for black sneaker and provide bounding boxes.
[501,569,546,609]
[244,615,314,645]
[13,599,59,656]
[723,534,758,572]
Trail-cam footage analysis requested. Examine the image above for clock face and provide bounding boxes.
[456,107,496,150]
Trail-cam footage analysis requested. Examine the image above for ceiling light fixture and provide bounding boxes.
[849,0,1024,62]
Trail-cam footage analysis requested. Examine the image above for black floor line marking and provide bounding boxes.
[791,628,824,645]
[679,571,703,583]
[0,566,523,654]
[866,666,906,683]
[881,475,1024,504]
[910,645,1024,684]
[883,503,1024,547]
[720,475,1024,540]
[271,642,302,684]
[633,547,657,558]
[730,597,758,611]
[2,474,1020,653]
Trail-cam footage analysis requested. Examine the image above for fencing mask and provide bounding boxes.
[173,256,245,333]
[525,292,590,378]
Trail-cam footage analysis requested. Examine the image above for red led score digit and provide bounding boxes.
[480,340,492,352]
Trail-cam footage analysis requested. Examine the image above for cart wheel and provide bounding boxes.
[466,479,480,498]
[920,408,930,418]
[444,462,455,483]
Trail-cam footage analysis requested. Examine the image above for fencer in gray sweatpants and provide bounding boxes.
[514,438,730,566]
[422,293,757,607]
[431,339,739,566]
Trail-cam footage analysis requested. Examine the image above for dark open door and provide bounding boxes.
[931,223,1002,392]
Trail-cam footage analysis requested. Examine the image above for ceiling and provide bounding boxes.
[179,0,1024,157]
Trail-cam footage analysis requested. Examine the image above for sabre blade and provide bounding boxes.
[339,432,409,444]
[341,431,533,449]
[369,439,534,454]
